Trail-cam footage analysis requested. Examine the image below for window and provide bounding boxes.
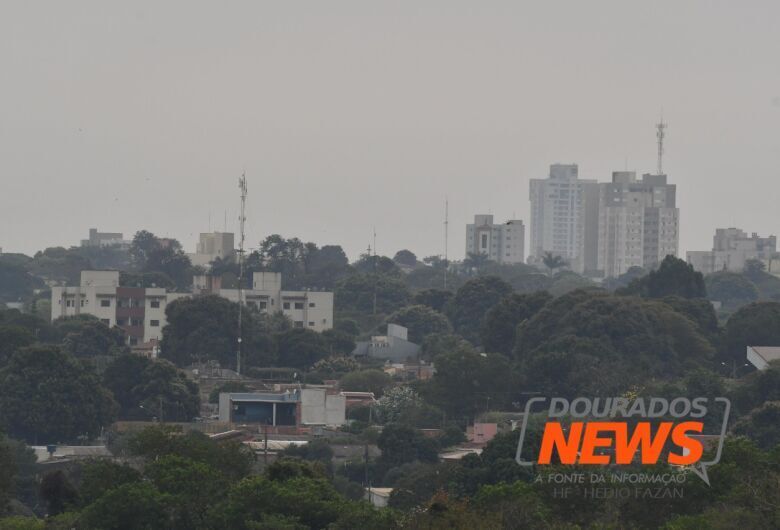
[80,299,85,307]
[150,300,160,308]
[131,318,142,326]
[66,300,74,307]
[150,320,160,327]
[283,302,290,310]
[294,302,304,310]
[129,337,138,346]
[308,321,315,327]
[259,301,267,309]
[101,299,111,307]
[294,321,304,328]
[480,234,488,249]
[309,302,316,308]
[322,318,327,325]
[117,318,127,326]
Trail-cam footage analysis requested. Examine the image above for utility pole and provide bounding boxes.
[237,174,248,376]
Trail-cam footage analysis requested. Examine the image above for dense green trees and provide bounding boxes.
[340,369,393,397]
[129,231,195,290]
[255,236,350,290]
[480,291,551,356]
[392,250,417,268]
[705,271,759,308]
[385,305,452,344]
[723,302,780,362]
[0,346,117,443]
[276,328,329,369]
[514,290,714,397]
[445,276,512,344]
[103,355,199,421]
[335,273,410,314]
[620,255,706,299]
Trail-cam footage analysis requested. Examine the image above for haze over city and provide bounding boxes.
[2,1,779,259]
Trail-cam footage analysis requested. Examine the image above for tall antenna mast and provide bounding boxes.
[236,173,248,376]
[656,116,667,175]
[443,198,449,289]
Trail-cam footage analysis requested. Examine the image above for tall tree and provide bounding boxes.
[620,255,706,299]
[541,251,567,277]
[385,305,452,344]
[481,291,552,356]
[445,276,512,344]
[0,346,117,443]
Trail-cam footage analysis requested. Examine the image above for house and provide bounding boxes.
[218,389,345,434]
[746,346,780,370]
[365,488,393,508]
[352,324,421,362]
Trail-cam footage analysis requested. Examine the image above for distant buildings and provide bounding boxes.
[687,228,777,274]
[188,232,235,267]
[529,164,599,274]
[596,172,679,278]
[351,324,421,362]
[51,270,334,346]
[465,215,525,264]
[81,228,128,248]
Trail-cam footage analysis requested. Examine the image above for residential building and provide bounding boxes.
[52,270,334,346]
[529,164,599,274]
[51,270,169,346]
[746,346,780,371]
[351,324,421,362]
[80,228,128,248]
[465,215,525,264]
[216,272,334,332]
[218,389,346,432]
[188,232,235,267]
[687,228,777,274]
[597,172,679,278]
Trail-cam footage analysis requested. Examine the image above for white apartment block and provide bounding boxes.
[188,231,235,267]
[529,164,599,274]
[687,228,777,274]
[597,172,679,278]
[217,272,334,332]
[465,215,525,264]
[52,270,334,347]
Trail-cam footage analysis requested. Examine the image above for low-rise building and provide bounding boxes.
[351,324,421,362]
[52,270,334,346]
[687,228,777,274]
[218,390,346,433]
[746,346,780,371]
[81,228,128,248]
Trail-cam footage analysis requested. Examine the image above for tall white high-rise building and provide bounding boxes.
[465,215,525,264]
[529,164,599,274]
[597,172,679,277]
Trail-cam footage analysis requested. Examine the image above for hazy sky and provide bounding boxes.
[2,1,779,261]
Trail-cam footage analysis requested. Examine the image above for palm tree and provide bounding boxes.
[542,251,567,278]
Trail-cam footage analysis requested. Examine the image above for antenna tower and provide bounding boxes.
[236,173,247,376]
[656,117,667,175]
[443,198,449,289]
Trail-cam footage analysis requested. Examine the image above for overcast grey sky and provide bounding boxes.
[1,1,779,261]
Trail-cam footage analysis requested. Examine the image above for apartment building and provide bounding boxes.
[216,272,334,332]
[52,270,334,346]
[597,172,679,277]
[687,228,777,274]
[529,164,599,274]
[80,228,128,248]
[51,270,169,346]
[465,215,525,264]
[188,231,235,267]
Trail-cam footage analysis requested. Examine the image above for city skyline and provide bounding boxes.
[2,1,779,260]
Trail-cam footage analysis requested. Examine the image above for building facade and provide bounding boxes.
[52,270,334,346]
[596,172,679,278]
[465,215,525,264]
[80,228,128,248]
[188,232,235,267]
[687,228,777,274]
[529,164,599,274]
[218,389,346,431]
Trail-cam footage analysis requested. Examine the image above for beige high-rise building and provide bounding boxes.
[597,172,679,278]
[465,215,525,264]
[188,232,235,267]
[529,164,599,274]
